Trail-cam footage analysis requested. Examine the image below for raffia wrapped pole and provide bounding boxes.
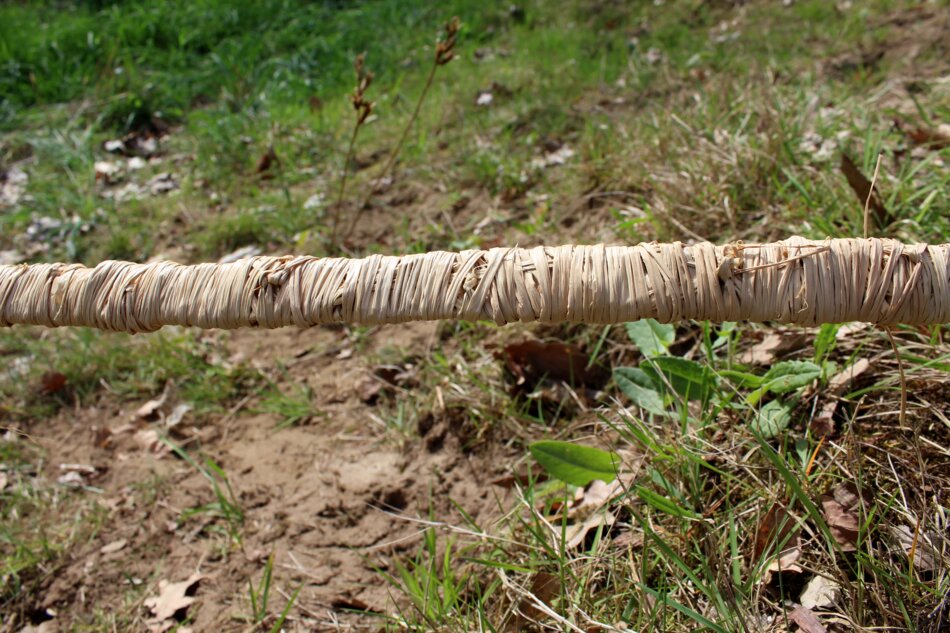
[0,237,947,332]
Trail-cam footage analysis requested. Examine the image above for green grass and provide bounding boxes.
[1,0,949,630]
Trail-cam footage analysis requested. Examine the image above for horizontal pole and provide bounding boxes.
[0,237,947,332]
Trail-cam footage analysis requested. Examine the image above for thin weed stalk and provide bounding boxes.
[329,53,374,249]
[345,17,460,240]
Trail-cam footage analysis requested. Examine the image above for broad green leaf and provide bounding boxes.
[761,360,821,394]
[624,319,675,358]
[529,441,620,486]
[614,367,666,415]
[813,323,841,362]
[749,400,792,438]
[719,369,764,389]
[642,356,717,402]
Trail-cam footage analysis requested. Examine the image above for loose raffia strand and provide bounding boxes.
[0,237,947,332]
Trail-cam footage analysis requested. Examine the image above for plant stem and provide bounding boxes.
[346,60,440,240]
[329,122,362,249]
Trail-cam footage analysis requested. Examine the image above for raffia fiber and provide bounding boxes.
[0,237,947,332]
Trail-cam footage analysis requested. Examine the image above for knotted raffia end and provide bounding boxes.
[0,237,947,332]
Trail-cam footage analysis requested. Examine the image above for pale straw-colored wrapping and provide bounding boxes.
[0,237,947,332]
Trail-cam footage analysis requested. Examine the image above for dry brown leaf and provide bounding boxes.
[755,503,804,582]
[799,575,840,609]
[902,121,950,150]
[0,471,8,492]
[890,524,940,572]
[501,340,608,393]
[740,332,806,365]
[135,382,174,419]
[509,571,562,630]
[564,510,616,550]
[39,371,67,395]
[828,358,871,392]
[821,483,861,552]
[839,154,890,229]
[144,573,202,627]
[256,145,279,176]
[811,358,871,436]
[611,529,645,550]
[788,604,828,633]
[330,596,380,613]
[100,539,128,555]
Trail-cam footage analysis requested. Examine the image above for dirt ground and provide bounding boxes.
[26,322,518,631]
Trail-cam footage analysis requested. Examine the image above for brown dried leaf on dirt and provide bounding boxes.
[502,340,607,392]
[898,119,950,150]
[564,509,615,549]
[508,571,562,630]
[740,331,807,365]
[100,539,128,555]
[754,503,804,581]
[330,596,381,613]
[57,463,100,487]
[799,575,840,609]
[39,371,67,395]
[839,153,890,228]
[135,382,175,419]
[820,482,862,552]
[890,524,941,572]
[256,145,279,176]
[133,428,170,457]
[143,573,202,631]
[787,604,828,633]
[811,358,871,436]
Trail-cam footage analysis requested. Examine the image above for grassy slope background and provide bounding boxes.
[1,0,949,631]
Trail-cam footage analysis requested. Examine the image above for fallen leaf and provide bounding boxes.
[890,524,940,572]
[820,483,861,552]
[0,472,8,491]
[754,503,803,581]
[39,371,67,395]
[523,572,561,618]
[133,429,169,457]
[331,596,380,613]
[811,358,871,436]
[57,463,100,487]
[144,573,202,626]
[57,471,86,487]
[840,153,890,229]
[256,145,279,176]
[136,383,173,419]
[611,529,645,549]
[502,340,607,392]
[564,509,615,549]
[740,332,806,365]
[899,120,950,150]
[787,604,828,633]
[163,403,191,430]
[799,575,840,609]
[100,539,128,555]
